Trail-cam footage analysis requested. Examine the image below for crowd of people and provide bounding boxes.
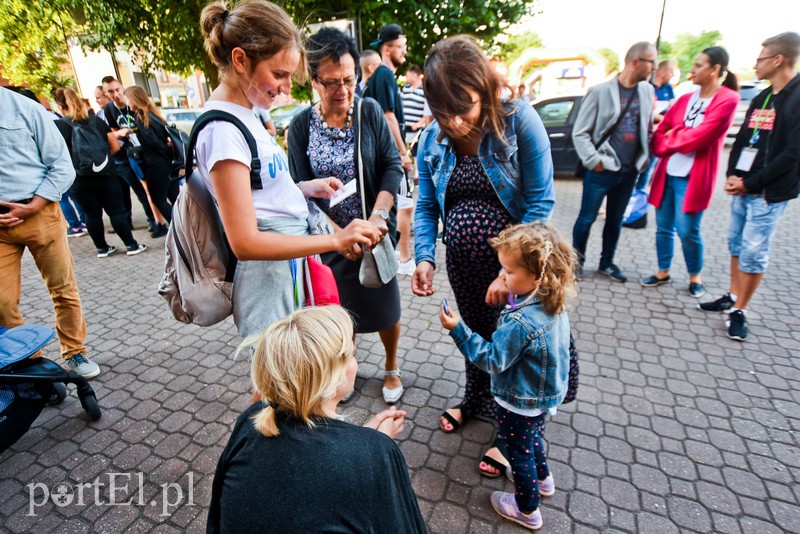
[1,0,798,529]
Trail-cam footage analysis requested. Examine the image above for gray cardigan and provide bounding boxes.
[288,96,403,243]
[572,76,655,173]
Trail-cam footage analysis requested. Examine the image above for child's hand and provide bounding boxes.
[439,306,460,330]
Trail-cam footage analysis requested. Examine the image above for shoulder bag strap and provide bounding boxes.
[595,87,637,149]
[185,110,263,189]
[357,99,367,220]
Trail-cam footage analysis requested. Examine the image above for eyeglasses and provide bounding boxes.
[755,54,779,64]
[637,57,657,65]
[315,78,357,90]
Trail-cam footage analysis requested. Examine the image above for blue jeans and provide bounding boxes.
[728,194,788,274]
[59,190,84,229]
[572,169,638,268]
[655,175,705,275]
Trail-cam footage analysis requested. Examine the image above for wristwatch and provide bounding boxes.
[372,209,390,221]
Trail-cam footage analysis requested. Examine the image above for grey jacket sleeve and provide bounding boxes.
[571,86,603,171]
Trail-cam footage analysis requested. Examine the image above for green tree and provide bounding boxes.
[0,0,75,96]
[497,31,543,63]
[597,47,620,74]
[659,30,723,82]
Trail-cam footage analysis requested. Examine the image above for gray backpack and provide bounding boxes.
[157,111,262,326]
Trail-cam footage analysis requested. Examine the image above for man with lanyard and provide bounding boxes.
[101,76,160,237]
[571,41,657,282]
[699,32,800,341]
[365,23,415,272]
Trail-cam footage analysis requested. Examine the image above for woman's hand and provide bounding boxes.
[364,406,407,438]
[332,219,382,251]
[367,213,389,238]
[439,306,460,331]
[340,242,363,261]
[300,177,345,199]
[485,275,510,307]
[411,261,436,296]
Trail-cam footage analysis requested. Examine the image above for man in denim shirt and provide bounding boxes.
[0,88,100,378]
[572,41,657,282]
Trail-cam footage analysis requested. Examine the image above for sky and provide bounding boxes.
[523,0,800,75]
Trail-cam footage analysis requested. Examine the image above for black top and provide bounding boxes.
[207,403,427,534]
[134,114,172,165]
[103,103,138,164]
[364,64,405,132]
[54,115,111,155]
[728,74,800,203]
[288,96,403,244]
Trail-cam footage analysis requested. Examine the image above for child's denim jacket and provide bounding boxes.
[449,295,570,411]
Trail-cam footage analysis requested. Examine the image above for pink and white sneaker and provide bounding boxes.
[538,474,555,497]
[490,491,543,530]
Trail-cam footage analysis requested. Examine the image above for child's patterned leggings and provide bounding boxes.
[496,406,549,513]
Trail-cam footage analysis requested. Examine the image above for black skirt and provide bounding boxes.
[322,251,401,333]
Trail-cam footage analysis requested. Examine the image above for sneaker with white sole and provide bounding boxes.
[538,475,555,497]
[397,259,416,276]
[126,243,147,256]
[67,227,87,237]
[96,246,116,258]
[66,354,100,378]
[726,309,748,341]
[698,293,735,312]
[490,491,543,530]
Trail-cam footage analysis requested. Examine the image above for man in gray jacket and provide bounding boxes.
[572,41,657,282]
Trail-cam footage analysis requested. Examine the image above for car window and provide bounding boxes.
[536,101,575,127]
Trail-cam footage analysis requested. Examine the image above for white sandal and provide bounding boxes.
[382,369,404,404]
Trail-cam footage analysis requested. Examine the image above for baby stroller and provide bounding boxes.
[0,325,101,453]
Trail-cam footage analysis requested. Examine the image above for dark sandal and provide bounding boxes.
[479,455,508,478]
[439,409,464,433]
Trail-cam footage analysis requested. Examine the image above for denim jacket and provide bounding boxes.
[414,100,555,266]
[449,295,570,410]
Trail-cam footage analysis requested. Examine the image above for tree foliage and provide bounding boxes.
[659,30,723,82]
[497,31,544,64]
[1,0,537,96]
[597,48,620,74]
[0,0,75,96]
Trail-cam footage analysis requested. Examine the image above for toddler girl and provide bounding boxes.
[440,221,575,530]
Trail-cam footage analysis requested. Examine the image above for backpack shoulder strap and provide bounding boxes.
[185,110,262,190]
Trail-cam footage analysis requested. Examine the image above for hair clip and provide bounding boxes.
[221,9,229,22]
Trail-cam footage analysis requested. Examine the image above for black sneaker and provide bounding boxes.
[641,274,671,287]
[96,245,117,258]
[598,264,627,283]
[126,243,147,256]
[698,293,735,312]
[726,310,748,341]
[151,224,168,238]
[688,282,706,298]
[575,263,584,282]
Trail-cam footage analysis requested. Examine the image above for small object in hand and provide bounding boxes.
[442,298,451,316]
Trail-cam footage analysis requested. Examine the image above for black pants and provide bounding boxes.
[116,161,155,226]
[70,173,138,250]
[144,157,179,222]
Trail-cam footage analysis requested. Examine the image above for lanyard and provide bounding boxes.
[749,92,772,146]
[290,259,300,309]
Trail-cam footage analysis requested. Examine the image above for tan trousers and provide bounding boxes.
[0,202,87,359]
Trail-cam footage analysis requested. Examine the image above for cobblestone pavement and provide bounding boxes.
[1,167,798,533]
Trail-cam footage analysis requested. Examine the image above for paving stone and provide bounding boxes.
[568,491,608,528]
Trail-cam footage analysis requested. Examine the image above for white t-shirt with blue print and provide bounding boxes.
[196,100,308,221]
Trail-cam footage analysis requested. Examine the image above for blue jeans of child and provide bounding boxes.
[655,175,705,275]
[497,406,549,514]
[572,169,638,268]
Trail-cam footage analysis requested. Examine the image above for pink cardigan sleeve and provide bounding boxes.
[651,98,686,158]
[658,89,740,154]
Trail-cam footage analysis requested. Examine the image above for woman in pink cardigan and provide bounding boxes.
[641,47,740,297]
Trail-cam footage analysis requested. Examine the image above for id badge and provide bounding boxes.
[128,132,141,147]
[736,147,758,172]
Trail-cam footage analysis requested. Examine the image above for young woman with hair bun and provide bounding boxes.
[197,0,381,337]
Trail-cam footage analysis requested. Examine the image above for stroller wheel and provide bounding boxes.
[48,383,67,405]
[79,392,102,421]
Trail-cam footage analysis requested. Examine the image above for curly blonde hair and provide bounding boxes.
[490,222,577,315]
[243,306,355,438]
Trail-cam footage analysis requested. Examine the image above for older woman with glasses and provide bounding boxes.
[288,27,406,404]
